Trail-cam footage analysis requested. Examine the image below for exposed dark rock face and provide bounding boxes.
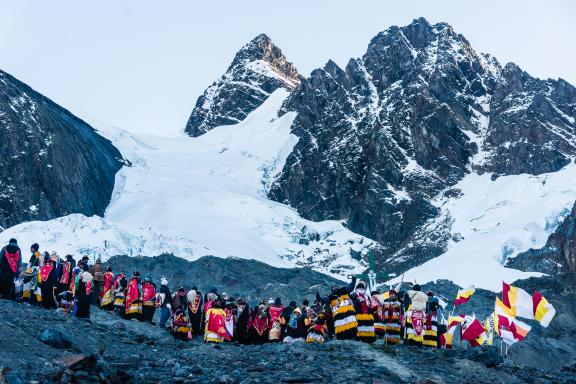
[483,63,576,176]
[0,69,123,228]
[268,18,576,273]
[185,34,303,137]
[507,202,576,274]
[105,254,341,303]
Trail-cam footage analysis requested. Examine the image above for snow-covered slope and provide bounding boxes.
[388,164,576,291]
[0,90,370,279]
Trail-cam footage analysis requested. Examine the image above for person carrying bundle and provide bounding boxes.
[99,266,115,311]
[204,299,231,343]
[125,272,143,320]
[403,284,428,346]
[140,275,157,323]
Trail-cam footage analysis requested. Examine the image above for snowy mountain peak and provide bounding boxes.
[184,34,302,137]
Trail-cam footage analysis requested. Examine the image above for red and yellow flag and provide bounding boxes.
[454,286,475,306]
[532,291,556,327]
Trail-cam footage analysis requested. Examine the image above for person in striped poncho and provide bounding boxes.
[316,276,358,340]
[382,289,403,345]
[351,282,376,343]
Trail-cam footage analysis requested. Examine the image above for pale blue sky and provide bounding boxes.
[1,1,574,135]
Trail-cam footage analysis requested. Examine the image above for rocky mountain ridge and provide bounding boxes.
[0,69,124,229]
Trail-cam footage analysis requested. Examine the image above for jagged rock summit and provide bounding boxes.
[268,17,576,273]
[0,69,123,228]
[184,34,303,136]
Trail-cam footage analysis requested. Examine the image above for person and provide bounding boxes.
[268,297,284,342]
[204,299,231,343]
[99,266,115,311]
[125,272,142,320]
[57,290,74,313]
[22,243,42,304]
[0,238,21,299]
[172,287,188,315]
[90,258,104,305]
[371,290,385,338]
[350,282,375,343]
[28,243,41,267]
[113,273,128,317]
[246,303,270,344]
[316,276,358,340]
[280,300,296,333]
[403,284,428,346]
[223,297,236,341]
[301,299,310,315]
[186,286,203,335]
[172,309,192,340]
[423,291,441,348]
[204,288,219,312]
[382,289,403,345]
[39,254,58,309]
[74,263,93,319]
[78,256,90,270]
[58,254,75,296]
[235,298,250,344]
[141,275,157,323]
[156,277,172,329]
[306,301,329,343]
[282,306,308,343]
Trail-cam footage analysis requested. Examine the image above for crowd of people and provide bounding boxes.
[0,238,447,347]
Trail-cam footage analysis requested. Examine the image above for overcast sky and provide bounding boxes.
[1,0,574,135]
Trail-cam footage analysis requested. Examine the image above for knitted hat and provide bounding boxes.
[31,243,39,251]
